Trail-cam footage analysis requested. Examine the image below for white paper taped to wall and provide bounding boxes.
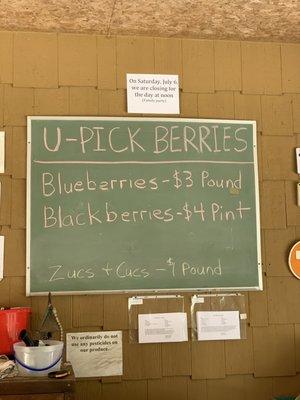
[296,148,300,174]
[196,310,241,341]
[66,331,123,378]
[0,236,4,281]
[0,132,5,173]
[138,312,188,343]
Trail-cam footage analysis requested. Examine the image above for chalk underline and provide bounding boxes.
[34,160,254,165]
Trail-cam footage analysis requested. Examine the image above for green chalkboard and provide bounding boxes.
[26,117,262,294]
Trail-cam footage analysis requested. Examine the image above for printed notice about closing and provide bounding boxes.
[138,312,188,343]
[127,73,180,114]
[196,310,241,341]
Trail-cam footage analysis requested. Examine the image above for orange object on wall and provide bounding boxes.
[288,241,300,279]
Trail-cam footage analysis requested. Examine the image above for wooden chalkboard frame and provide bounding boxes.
[26,116,262,295]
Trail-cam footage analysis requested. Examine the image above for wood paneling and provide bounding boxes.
[281,43,300,93]
[4,85,34,126]
[253,324,296,377]
[97,36,117,90]
[0,31,299,400]
[182,39,214,93]
[58,34,97,87]
[13,32,58,88]
[154,38,182,86]
[241,42,282,95]
[191,341,225,379]
[261,95,293,136]
[0,32,13,84]
[214,40,241,91]
[116,36,154,89]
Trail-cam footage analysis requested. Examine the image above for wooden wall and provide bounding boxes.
[0,31,300,399]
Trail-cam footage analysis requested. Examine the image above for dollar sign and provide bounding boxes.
[172,170,182,189]
[167,258,175,277]
[182,202,192,222]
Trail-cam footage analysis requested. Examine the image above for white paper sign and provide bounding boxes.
[66,331,122,377]
[127,73,180,114]
[0,131,5,173]
[296,148,300,174]
[138,312,188,343]
[196,311,241,341]
[0,236,4,281]
[129,297,143,306]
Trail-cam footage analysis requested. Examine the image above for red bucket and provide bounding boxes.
[0,307,31,355]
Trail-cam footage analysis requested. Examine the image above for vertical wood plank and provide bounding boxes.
[162,341,191,376]
[98,35,117,90]
[73,295,104,327]
[148,377,188,400]
[242,42,282,94]
[13,32,58,88]
[0,32,13,83]
[116,36,154,89]
[282,43,300,93]
[154,38,182,87]
[11,179,26,229]
[191,341,225,379]
[260,181,286,229]
[58,33,97,87]
[4,85,34,126]
[215,40,241,91]
[253,324,296,377]
[261,95,293,136]
[182,39,214,93]
[123,331,162,379]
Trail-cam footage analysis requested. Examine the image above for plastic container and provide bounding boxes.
[0,307,31,355]
[13,340,64,376]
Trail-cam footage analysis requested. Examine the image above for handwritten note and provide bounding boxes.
[196,311,241,341]
[66,331,122,377]
[138,312,188,343]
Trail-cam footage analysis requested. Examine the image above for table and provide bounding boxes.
[0,364,75,400]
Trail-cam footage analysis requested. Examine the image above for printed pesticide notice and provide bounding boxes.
[196,311,241,341]
[66,331,122,378]
[138,312,188,343]
[127,74,179,114]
